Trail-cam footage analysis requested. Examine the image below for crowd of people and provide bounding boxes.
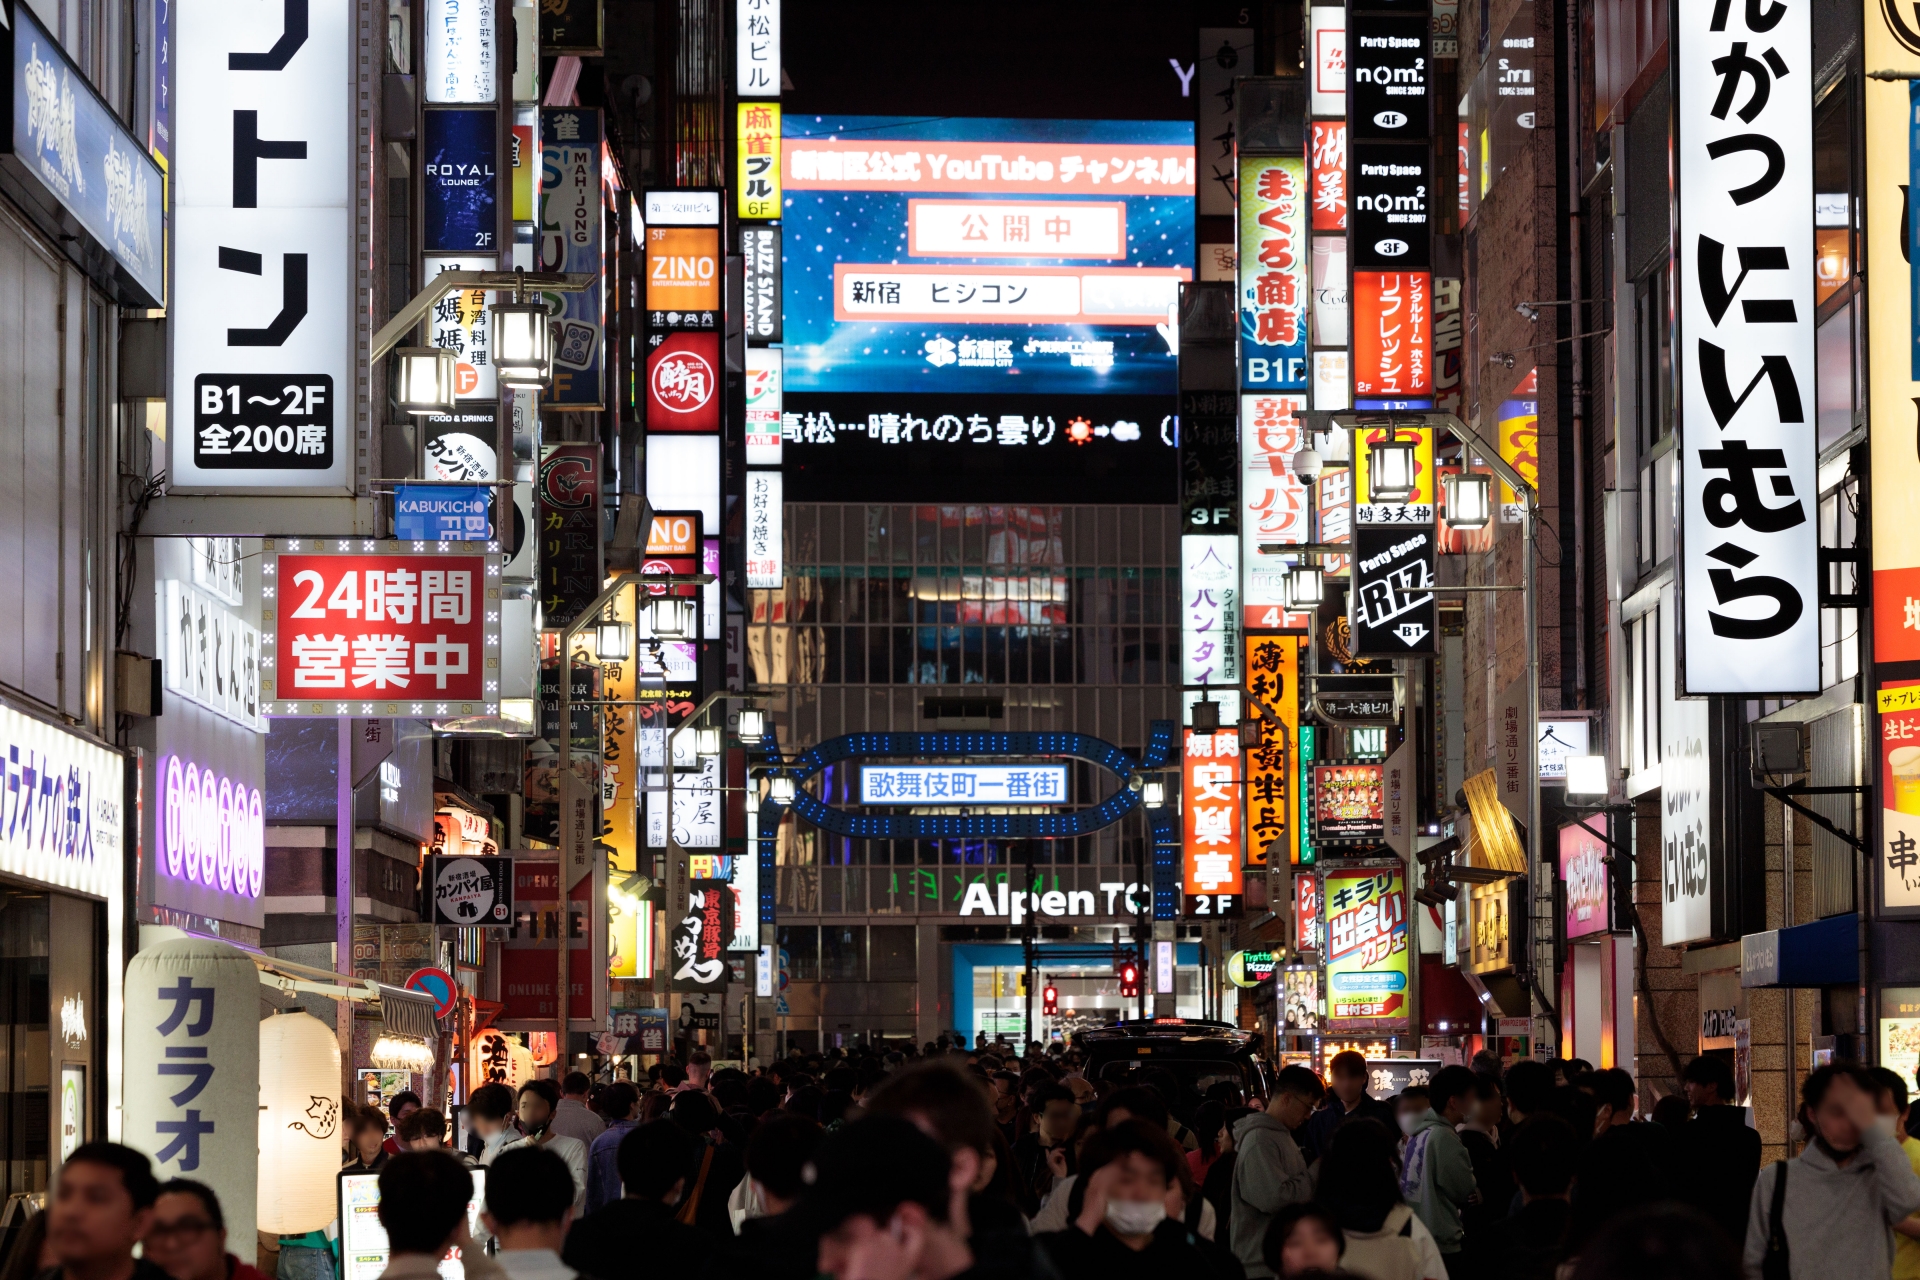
[16,1041,1920,1280]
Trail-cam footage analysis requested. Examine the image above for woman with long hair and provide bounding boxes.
[1314,1118,1446,1280]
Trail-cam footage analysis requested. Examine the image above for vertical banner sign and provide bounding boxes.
[425,0,496,103]
[538,445,602,629]
[422,109,499,252]
[737,0,781,97]
[541,109,604,408]
[647,333,723,432]
[1181,390,1240,531]
[1182,535,1241,689]
[738,103,782,220]
[1322,865,1410,1028]
[512,110,537,221]
[1350,425,1436,655]
[172,0,353,492]
[745,347,784,464]
[1244,636,1303,865]
[1311,122,1348,230]
[741,226,783,342]
[671,883,733,993]
[1495,369,1539,520]
[1242,393,1313,630]
[1352,270,1432,405]
[600,587,638,875]
[1348,145,1431,267]
[1432,277,1463,416]
[1657,582,1715,943]
[745,471,783,588]
[1239,155,1309,390]
[423,256,498,399]
[1183,729,1244,896]
[1674,0,1816,695]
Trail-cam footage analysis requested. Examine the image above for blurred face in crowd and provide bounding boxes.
[354,1120,386,1163]
[145,1192,225,1280]
[1469,1089,1504,1130]
[1808,1073,1875,1156]
[1279,1219,1342,1276]
[48,1161,151,1273]
[1038,1098,1078,1144]
[1330,1065,1366,1107]
[518,1091,555,1136]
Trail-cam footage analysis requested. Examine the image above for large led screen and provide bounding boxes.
[780,116,1194,501]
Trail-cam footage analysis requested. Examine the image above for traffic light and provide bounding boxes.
[1042,982,1059,1016]
[1119,958,1140,999]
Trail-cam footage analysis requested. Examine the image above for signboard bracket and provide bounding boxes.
[1759,784,1868,853]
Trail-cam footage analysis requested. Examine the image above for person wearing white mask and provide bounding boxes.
[1036,1120,1241,1280]
[468,1083,524,1165]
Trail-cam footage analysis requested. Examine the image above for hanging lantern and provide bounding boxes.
[469,1028,534,1089]
[1442,471,1493,530]
[123,938,260,1249]
[527,1030,560,1067]
[1367,435,1418,501]
[258,1012,343,1234]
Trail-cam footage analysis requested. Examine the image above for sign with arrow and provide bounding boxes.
[1351,523,1437,657]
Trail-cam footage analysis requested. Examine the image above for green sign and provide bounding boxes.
[1227,949,1279,988]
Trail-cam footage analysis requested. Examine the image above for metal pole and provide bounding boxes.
[1526,495,1549,1053]
[336,716,355,1094]
[1784,801,1795,1131]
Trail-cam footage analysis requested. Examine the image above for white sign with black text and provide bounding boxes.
[736,0,781,98]
[1675,0,1817,693]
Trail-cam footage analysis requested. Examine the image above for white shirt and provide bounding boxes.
[549,1098,606,1146]
[493,1249,577,1280]
[499,1133,590,1214]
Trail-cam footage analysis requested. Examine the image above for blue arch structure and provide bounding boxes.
[754,720,1182,928]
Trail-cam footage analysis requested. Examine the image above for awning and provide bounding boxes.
[1741,914,1858,988]
[376,983,441,1039]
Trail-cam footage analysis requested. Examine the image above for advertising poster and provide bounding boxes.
[1323,867,1410,1029]
[1880,988,1920,1088]
[1238,155,1308,391]
[1244,636,1301,865]
[1241,393,1313,630]
[1283,966,1319,1030]
[1495,369,1539,519]
[422,109,499,253]
[1183,729,1243,896]
[1352,270,1432,406]
[1560,818,1610,940]
[1878,681,1920,910]
[1311,762,1385,844]
[540,108,604,407]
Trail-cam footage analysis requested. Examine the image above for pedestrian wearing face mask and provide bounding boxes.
[1037,1120,1244,1280]
[1745,1062,1920,1280]
[500,1080,590,1215]
[467,1084,522,1166]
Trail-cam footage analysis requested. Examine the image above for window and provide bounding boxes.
[870,926,917,980]
[1816,302,1857,454]
[822,926,864,981]
[779,925,818,981]
[1820,479,1860,690]
[1627,602,1662,780]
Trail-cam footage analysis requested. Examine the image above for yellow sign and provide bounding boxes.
[1881,686,1920,715]
[1494,369,1539,509]
[737,102,782,220]
[600,590,644,979]
[1469,880,1510,975]
[1351,425,1435,506]
[1245,635,1301,865]
[1461,768,1526,874]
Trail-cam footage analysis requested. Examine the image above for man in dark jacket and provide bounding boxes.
[1487,1117,1579,1280]
[1570,1067,1677,1246]
[1673,1054,1761,1251]
[1301,1050,1396,1163]
[563,1121,710,1280]
[710,1114,824,1280]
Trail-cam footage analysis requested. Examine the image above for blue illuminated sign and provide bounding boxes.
[860,764,1067,805]
[395,484,491,541]
[423,108,498,252]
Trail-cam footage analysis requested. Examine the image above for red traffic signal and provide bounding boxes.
[1119,961,1140,999]
[1042,983,1059,1016]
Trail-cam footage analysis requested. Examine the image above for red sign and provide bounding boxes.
[1183,729,1243,896]
[1310,122,1347,231]
[646,332,721,431]
[499,858,597,1023]
[1295,873,1321,952]
[1353,270,1431,399]
[264,545,499,715]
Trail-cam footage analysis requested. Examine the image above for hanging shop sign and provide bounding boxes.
[1245,635,1302,865]
[423,109,498,252]
[646,225,721,321]
[1351,524,1437,654]
[1560,818,1611,940]
[260,541,503,717]
[422,403,500,483]
[1311,122,1348,230]
[1469,878,1512,973]
[1295,871,1322,951]
[1310,761,1385,845]
[1242,394,1313,631]
[1312,6,1348,116]
[1869,0,1920,664]
[647,332,722,432]
[539,0,603,51]
[1183,728,1243,898]
[424,0,496,103]
[540,108,604,408]
[1323,865,1410,1028]
[157,757,264,902]
[1675,0,1816,695]
[394,485,491,542]
[1352,270,1431,406]
[860,764,1068,804]
[1182,535,1241,689]
[738,102,781,220]
[1238,155,1309,391]
[171,0,352,492]
[1658,583,1715,944]
[671,882,733,993]
[423,256,498,400]
[1227,949,1278,987]
[737,0,781,98]
[1882,681,1920,911]
[742,226,783,342]
[1349,143,1430,269]
[537,444,602,629]
[1348,13,1431,143]
[425,854,514,926]
[162,580,265,732]
[3,2,164,303]
[746,347,784,465]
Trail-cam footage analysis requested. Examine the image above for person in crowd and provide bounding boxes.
[1868,1065,1920,1280]
[1648,1095,1692,1128]
[380,1093,422,1156]
[467,1083,520,1165]
[1469,1050,1504,1079]
[1570,1204,1742,1280]
[1484,1115,1579,1280]
[864,1060,1024,1242]
[549,1072,605,1146]
[396,1109,473,1164]
[584,1082,640,1214]
[1501,1061,1556,1128]
[1010,1082,1079,1207]
[1137,1068,1202,1152]
[807,1117,977,1280]
[503,1080,590,1214]
[142,1180,265,1280]
[657,1062,689,1092]
[371,1151,496,1280]
[1745,1061,1920,1279]
[1571,1067,1674,1247]
[1032,1109,1106,1233]
[342,1105,390,1174]
[1672,1054,1760,1253]
[41,1144,170,1280]
[479,1146,578,1280]
[666,1089,746,1240]
[1189,1100,1230,1186]
[1035,1119,1242,1280]
[1229,1065,1324,1278]
[1261,1204,1345,1280]
[564,1120,708,1280]
[1204,1107,1254,1246]
[1312,1118,1444,1280]
[712,1114,826,1280]
[1305,1051,1398,1162]
[1455,1075,1508,1272]
[685,1050,714,1093]
[1398,1065,1478,1270]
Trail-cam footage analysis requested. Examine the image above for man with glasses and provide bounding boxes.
[144,1181,271,1280]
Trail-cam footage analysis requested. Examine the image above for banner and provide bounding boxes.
[1183,729,1243,904]
[537,445,602,629]
[738,103,781,220]
[1238,155,1308,391]
[1242,393,1313,631]
[540,108,604,407]
[1244,636,1301,865]
[1323,866,1410,1029]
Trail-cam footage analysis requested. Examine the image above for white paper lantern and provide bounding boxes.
[123,938,259,1250]
[469,1029,534,1090]
[258,1012,342,1234]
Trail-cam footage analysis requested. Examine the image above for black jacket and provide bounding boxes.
[1302,1093,1398,1163]
[1673,1104,1763,1251]
[1037,1221,1244,1280]
[1486,1198,1573,1280]
[566,1198,710,1280]
[706,1209,819,1280]
[1570,1121,1678,1246]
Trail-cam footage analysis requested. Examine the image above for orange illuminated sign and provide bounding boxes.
[1183,729,1243,895]
[645,226,721,313]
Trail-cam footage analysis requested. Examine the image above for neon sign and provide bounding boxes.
[159,756,264,898]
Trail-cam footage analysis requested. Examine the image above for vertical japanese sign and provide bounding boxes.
[1675,0,1816,694]
[537,445,602,629]
[540,109,604,408]
[172,0,352,491]
[1352,270,1431,405]
[424,0,496,102]
[1311,122,1348,230]
[1432,277,1463,416]
[745,347,783,464]
[1322,866,1410,1028]
[1241,393,1313,631]
[599,587,638,873]
[1183,729,1243,895]
[737,0,781,97]
[1238,155,1309,390]
[671,882,733,992]
[423,256,497,399]
[1656,583,1715,943]
[738,103,782,220]
[1245,636,1302,865]
[742,226,783,342]
[746,471,783,588]
[1182,535,1240,688]
[423,109,499,252]
[260,544,503,716]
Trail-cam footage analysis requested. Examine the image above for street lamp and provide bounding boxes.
[1141,779,1167,808]
[1285,561,1325,607]
[493,271,553,388]
[1368,434,1418,501]
[393,347,456,415]
[1564,754,1609,799]
[738,708,767,742]
[769,775,796,805]
[646,595,696,638]
[1442,471,1493,529]
[595,615,631,660]
[695,726,722,756]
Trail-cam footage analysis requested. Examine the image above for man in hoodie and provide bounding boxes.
[1228,1064,1323,1278]
[1744,1061,1920,1280]
[1399,1065,1479,1273]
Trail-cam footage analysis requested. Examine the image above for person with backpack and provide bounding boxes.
[1314,1119,1444,1280]
[1745,1062,1920,1279]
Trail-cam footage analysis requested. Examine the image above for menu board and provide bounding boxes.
[340,1169,488,1280]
